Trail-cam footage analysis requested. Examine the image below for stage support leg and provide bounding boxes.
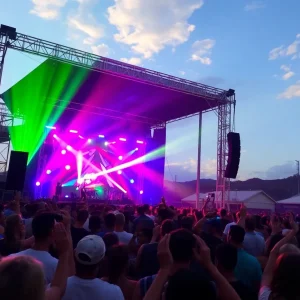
[196,112,202,210]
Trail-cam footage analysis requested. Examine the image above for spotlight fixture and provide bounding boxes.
[135,148,139,151]
[119,138,126,142]
[70,130,78,133]
[85,179,91,185]
[88,139,92,143]
[104,142,109,146]
[46,170,51,175]
[65,165,71,170]
[65,195,69,198]
[117,170,122,175]
[78,135,84,139]
[139,190,144,195]
[46,126,56,130]
[53,134,57,138]
[118,156,123,161]
[66,145,72,151]
[130,179,134,184]
[61,149,66,155]
[136,140,144,144]
[98,135,105,138]
[36,181,41,186]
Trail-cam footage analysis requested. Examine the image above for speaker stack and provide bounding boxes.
[225,132,240,179]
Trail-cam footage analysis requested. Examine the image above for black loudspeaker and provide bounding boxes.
[6,151,29,191]
[225,132,240,179]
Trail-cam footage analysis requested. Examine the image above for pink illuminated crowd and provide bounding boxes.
[0,194,300,300]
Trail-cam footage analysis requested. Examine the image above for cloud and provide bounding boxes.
[269,34,300,60]
[30,0,67,19]
[68,0,105,42]
[200,76,225,86]
[91,44,110,56]
[120,57,142,66]
[166,158,217,181]
[179,71,186,76]
[280,65,295,80]
[190,39,216,65]
[252,161,297,179]
[278,81,300,99]
[107,0,203,58]
[244,1,265,11]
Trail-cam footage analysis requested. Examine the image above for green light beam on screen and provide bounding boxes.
[3,60,88,163]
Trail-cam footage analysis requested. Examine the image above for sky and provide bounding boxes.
[0,0,300,182]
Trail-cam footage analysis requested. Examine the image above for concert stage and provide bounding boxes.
[1,31,235,206]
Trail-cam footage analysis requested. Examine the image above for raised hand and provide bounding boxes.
[54,223,70,255]
[193,234,212,268]
[157,234,173,271]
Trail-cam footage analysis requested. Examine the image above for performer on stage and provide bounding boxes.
[81,182,87,202]
[55,182,62,201]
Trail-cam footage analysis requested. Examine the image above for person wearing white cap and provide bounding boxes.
[62,235,124,300]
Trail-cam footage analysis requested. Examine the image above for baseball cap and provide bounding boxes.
[75,235,106,265]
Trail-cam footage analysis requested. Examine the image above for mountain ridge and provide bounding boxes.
[163,175,299,202]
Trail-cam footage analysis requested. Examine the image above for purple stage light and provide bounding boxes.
[70,130,78,133]
[79,135,84,139]
[139,190,144,195]
[88,139,92,143]
[85,179,91,184]
[65,195,69,198]
[135,148,139,151]
[65,165,71,170]
[36,181,41,186]
[46,126,56,130]
[98,135,105,138]
[66,145,72,151]
[119,138,126,142]
[130,179,134,184]
[53,134,57,138]
[118,156,123,161]
[136,140,144,144]
[111,141,116,144]
[117,170,122,175]
[61,149,66,155]
[46,170,51,175]
[104,142,109,146]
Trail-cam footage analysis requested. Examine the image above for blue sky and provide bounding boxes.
[1,0,300,182]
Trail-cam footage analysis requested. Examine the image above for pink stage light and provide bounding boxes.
[66,145,72,151]
[119,138,126,142]
[46,170,51,175]
[61,149,67,155]
[53,134,57,138]
[136,140,144,144]
[88,139,92,143]
[70,130,78,133]
[118,156,123,161]
[98,135,105,138]
[65,165,71,170]
[104,142,109,146]
[135,148,139,151]
[130,179,134,184]
[36,181,41,186]
[139,190,144,195]
[85,179,91,184]
[46,126,56,130]
[79,135,84,139]
[117,170,122,175]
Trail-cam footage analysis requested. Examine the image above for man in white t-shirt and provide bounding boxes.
[12,213,58,284]
[62,235,124,300]
[114,213,133,245]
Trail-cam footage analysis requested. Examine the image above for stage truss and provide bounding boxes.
[0,25,235,206]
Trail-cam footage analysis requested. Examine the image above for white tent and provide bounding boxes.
[181,190,276,212]
[277,195,300,204]
[181,193,207,207]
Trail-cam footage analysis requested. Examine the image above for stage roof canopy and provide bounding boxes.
[2,59,230,126]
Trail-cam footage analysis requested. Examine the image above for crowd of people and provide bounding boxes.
[0,193,300,300]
